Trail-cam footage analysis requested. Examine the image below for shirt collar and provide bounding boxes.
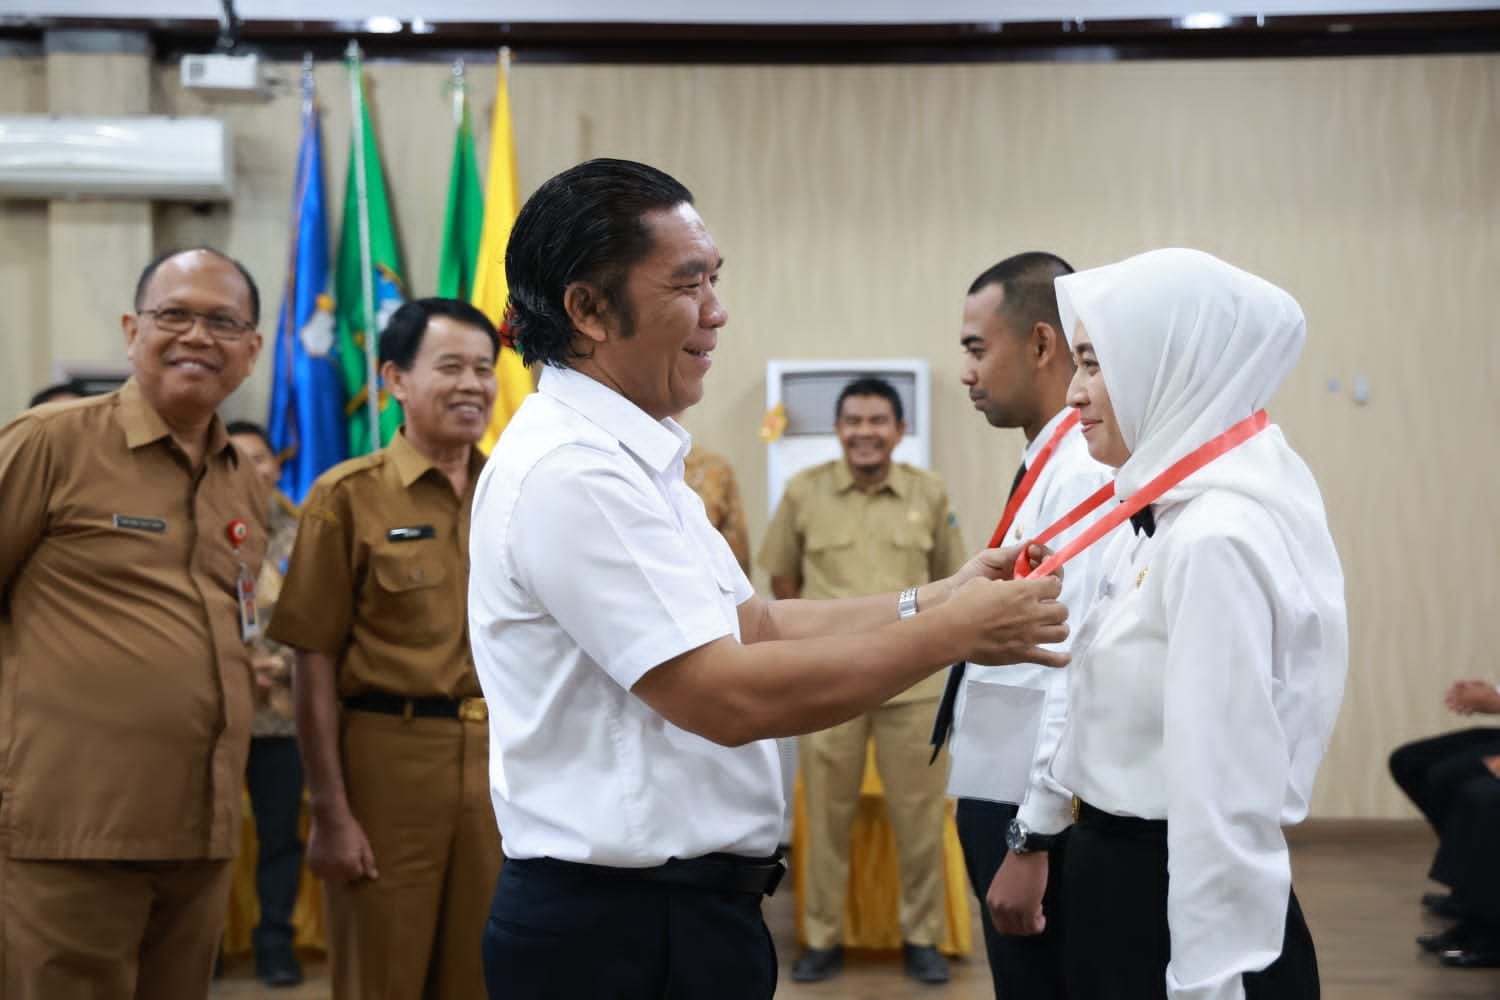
[539,366,690,476]
[386,428,487,489]
[115,377,235,462]
[832,459,909,498]
[1023,406,1078,462]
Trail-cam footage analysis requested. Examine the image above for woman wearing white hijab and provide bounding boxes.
[991,248,1348,999]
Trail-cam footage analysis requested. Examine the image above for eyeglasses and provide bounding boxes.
[137,307,255,341]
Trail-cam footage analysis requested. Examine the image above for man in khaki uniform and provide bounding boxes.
[0,247,267,1000]
[268,297,501,999]
[758,376,967,985]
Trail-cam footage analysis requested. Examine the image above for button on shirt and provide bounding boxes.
[469,366,782,866]
[955,407,1115,814]
[267,431,484,699]
[1023,490,1337,1000]
[0,380,267,859]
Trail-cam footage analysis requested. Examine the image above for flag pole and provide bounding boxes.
[346,40,380,453]
[451,57,466,127]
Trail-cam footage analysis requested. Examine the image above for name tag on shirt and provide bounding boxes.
[113,514,167,534]
[387,525,436,542]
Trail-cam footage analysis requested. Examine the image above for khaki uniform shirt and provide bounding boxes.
[757,460,966,704]
[267,431,483,699]
[683,444,751,575]
[0,379,268,860]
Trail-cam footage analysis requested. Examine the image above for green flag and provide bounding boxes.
[436,79,484,300]
[335,45,406,456]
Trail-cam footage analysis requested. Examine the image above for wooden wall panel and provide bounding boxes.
[3,51,1497,817]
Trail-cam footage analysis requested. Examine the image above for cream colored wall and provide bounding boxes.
[2,51,1496,818]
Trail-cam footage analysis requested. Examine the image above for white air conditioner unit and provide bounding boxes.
[0,115,233,201]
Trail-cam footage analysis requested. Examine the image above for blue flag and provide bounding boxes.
[267,91,346,503]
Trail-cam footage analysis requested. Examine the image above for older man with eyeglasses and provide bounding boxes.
[0,247,268,1000]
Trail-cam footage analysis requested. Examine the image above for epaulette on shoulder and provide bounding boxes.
[315,450,387,490]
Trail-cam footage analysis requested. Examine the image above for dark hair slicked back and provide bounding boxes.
[505,158,694,368]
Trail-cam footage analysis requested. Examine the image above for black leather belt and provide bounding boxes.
[342,693,488,722]
[516,852,785,897]
[1076,800,1167,841]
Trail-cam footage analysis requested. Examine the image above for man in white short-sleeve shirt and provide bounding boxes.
[468,157,1073,1000]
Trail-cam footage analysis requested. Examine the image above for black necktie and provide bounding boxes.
[929,459,1028,763]
[1130,505,1156,537]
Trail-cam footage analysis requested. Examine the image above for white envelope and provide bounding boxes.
[945,682,1047,804]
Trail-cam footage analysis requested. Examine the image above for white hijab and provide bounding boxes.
[1055,248,1348,814]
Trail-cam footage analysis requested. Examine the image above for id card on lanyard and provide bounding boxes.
[228,519,261,642]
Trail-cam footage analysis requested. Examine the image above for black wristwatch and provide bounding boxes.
[1006,817,1057,855]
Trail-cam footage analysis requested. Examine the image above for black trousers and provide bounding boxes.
[244,735,306,956]
[1063,813,1318,1000]
[1430,775,1500,925]
[956,798,1068,999]
[482,857,777,999]
[1388,727,1500,835]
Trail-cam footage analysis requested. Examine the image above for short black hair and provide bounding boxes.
[505,158,695,368]
[967,251,1074,338]
[225,419,272,451]
[28,380,86,408]
[134,247,262,327]
[378,297,501,370]
[836,376,904,425]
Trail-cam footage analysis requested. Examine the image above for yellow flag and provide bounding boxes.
[474,49,535,454]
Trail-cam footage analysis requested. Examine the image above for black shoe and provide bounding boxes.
[1421,891,1467,920]
[902,943,950,985]
[254,949,304,988]
[791,946,843,983]
[1442,938,1500,969]
[1418,921,1479,954]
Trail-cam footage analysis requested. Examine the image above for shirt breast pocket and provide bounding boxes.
[891,525,934,554]
[804,526,856,592]
[369,549,448,637]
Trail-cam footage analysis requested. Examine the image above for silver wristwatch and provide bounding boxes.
[898,587,919,620]
[1005,817,1057,855]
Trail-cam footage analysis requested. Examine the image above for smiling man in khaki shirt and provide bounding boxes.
[268,297,502,1000]
[0,248,267,1000]
[758,376,967,986]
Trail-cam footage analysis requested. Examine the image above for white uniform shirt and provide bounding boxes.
[1024,249,1348,1000]
[468,365,783,866]
[1020,436,1343,1000]
[951,406,1115,822]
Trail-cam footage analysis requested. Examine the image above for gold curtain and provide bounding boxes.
[223,790,327,955]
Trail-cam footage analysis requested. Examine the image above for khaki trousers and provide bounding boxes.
[0,851,232,1000]
[800,697,951,949]
[325,709,501,1000]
